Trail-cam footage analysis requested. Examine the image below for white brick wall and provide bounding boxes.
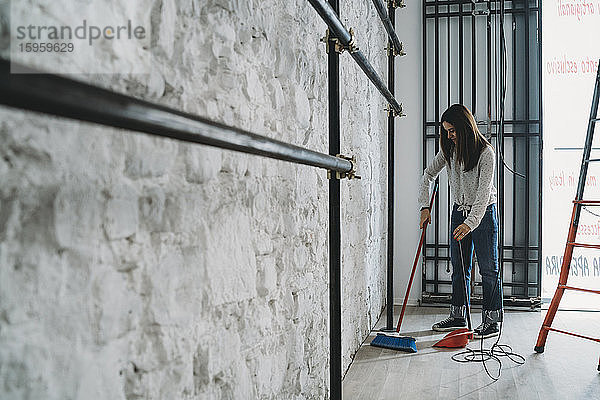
[0,0,390,398]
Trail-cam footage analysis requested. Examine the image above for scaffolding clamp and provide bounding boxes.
[385,104,405,118]
[320,28,359,54]
[387,0,406,9]
[385,42,406,57]
[327,154,361,180]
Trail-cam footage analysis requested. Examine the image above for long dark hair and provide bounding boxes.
[440,104,492,172]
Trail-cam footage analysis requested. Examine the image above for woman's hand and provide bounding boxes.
[453,223,471,241]
[419,209,431,229]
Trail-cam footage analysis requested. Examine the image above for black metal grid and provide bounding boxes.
[422,0,542,309]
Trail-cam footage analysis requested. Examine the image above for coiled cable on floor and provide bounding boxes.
[450,322,525,381]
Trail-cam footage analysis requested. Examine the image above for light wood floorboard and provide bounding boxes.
[342,306,600,400]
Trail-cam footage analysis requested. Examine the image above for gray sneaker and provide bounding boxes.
[473,321,499,339]
[432,316,467,332]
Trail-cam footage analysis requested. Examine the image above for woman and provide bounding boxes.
[419,104,502,339]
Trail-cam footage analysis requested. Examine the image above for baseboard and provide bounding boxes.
[393,298,420,307]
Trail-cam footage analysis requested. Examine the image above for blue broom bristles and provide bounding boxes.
[370,333,417,353]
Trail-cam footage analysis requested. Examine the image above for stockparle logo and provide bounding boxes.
[9,0,152,74]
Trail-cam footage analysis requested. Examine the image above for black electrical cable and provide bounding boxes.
[450,218,525,381]
[450,322,526,381]
[493,0,526,180]
[582,205,600,218]
[448,1,524,381]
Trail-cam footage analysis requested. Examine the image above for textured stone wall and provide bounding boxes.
[0,0,389,398]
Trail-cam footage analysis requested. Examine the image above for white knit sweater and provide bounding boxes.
[418,145,497,230]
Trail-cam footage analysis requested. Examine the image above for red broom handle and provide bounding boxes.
[396,182,438,332]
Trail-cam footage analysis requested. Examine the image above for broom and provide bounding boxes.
[370,182,438,353]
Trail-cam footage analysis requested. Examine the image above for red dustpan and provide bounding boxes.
[433,241,473,349]
[433,328,473,348]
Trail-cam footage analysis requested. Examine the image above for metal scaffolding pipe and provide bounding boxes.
[385,0,396,331]
[307,0,403,116]
[326,0,342,397]
[371,0,403,56]
[0,60,353,174]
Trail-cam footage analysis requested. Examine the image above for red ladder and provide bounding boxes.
[534,61,600,372]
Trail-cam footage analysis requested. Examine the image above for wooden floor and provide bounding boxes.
[342,306,600,400]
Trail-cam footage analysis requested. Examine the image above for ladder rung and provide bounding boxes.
[574,200,600,205]
[543,327,600,343]
[592,118,600,122]
[558,285,600,295]
[584,159,600,163]
[567,242,600,250]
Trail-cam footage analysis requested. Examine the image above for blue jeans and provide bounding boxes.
[450,203,502,312]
